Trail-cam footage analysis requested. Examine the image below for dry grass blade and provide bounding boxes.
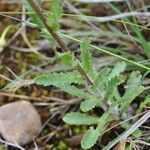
[73,12,150,23]
[104,111,150,150]
[0,138,25,150]
[113,140,126,150]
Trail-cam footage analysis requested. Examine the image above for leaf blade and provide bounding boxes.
[108,62,126,80]
[80,39,96,80]
[81,126,99,149]
[35,70,84,86]
[63,112,99,125]
[80,98,100,112]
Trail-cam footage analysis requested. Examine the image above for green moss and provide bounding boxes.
[57,141,67,150]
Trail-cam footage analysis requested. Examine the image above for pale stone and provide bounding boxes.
[0,101,42,145]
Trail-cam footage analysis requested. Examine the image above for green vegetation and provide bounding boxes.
[0,0,150,149]
[35,39,146,149]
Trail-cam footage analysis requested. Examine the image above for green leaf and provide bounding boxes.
[35,70,84,86]
[112,87,121,101]
[60,85,102,111]
[47,0,62,31]
[136,96,150,114]
[97,112,112,128]
[52,0,62,19]
[125,144,132,150]
[41,28,54,43]
[60,84,91,99]
[57,52,75,65]
[35,71,97,102]
[81,112,112,149]
[25,1,44,29]
[127,71,142,86]
[132,129,142,138]
[105,76,122,100]
[118,70,144,112]
[108,61,126,80]
[120,86,144,112]
[80,39,96,80]
[81,126,99,149]
[63,112,99,125]
[131,18,150,58]
[122,122,142,138]
[25,0,54,42]
[47,12,58,31]
[92,67,110,92]
[80,98,100,112]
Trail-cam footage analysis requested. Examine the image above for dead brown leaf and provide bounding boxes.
[113,140,126,150]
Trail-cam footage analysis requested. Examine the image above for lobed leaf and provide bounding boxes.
[25,1,44,28]
[92,67,110,94]
[136,96,150,114]
[57,52,75,65]
[81,112,112,149]
[120,86,144,112]
[63,112,99,125]
[81,126,99,149]
[105,76,121,100]
[80,98,100,112]
[127,71,142,86]
[60,84,91,99]
[80,39,96,80]
[47,0,62,31]
[108,61,126,80]
[35,70,84,86]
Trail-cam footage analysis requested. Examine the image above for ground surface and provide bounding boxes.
[0,0,150,150]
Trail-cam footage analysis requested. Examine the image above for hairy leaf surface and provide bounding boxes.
[63,112,99,125]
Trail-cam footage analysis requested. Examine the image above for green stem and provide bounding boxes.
[0,25,16,47]
[0,25,14,42]
[26,0,70,52]
[61,33,150,71]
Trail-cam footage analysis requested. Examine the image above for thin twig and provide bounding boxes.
[1,11,150,31]
[0,92,43,101]
[64,1,101,31]
[0,138,25,150]
[0,74,12,82]
[71,11,150,23]
[103,111,150,150]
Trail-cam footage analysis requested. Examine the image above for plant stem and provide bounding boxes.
[61,33,150,71]
[26,0,69,52]
[26,0,95,82]
[26,0,108,111]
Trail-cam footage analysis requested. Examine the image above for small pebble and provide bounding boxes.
[0,101,42,145]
